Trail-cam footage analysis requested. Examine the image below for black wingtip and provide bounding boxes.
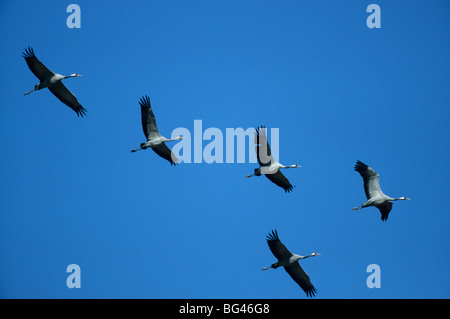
[266,229,279,242]
[354,160,368,172]
[76,106,88,117]
[22,46,35,59]
[306,287,318,298]
[255,125,266,136]
[170,154,180,166]
[284,185,295,193]
[139,95,151,108]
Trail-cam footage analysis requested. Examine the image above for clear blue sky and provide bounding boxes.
[1,0,449,298]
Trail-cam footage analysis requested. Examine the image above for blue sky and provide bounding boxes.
[1,0,449,298]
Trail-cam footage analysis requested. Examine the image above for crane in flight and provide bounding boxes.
[353,160,410,221]
[262,230,319,297]
[22,47,87,117]
[245,126,300,193]
[131,95,183,165]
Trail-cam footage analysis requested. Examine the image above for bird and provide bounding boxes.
[130,95,183,165]
[245,126,300,192]
[353,160,410,221]
[262,230,319,297]
[22,47,87,117]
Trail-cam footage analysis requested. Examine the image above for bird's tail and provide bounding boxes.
[131,143,148,152]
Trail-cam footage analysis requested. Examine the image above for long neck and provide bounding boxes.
[165,136,183,142]
[300,253,318,259]
[63,74,78,79]
[281,164,299,169]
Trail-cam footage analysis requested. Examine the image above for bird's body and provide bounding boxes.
[266,253,304,269]
[22,47,87,117]
[139,136,173,149]
[353,160,410,221]
[262,230,319,298]
[28,73,64,91]
[131,95,183,165]
[245,126,300,193]
[255,162,286,175]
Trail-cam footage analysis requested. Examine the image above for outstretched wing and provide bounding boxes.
[266,230,293,260]
[139,95,160,140]
[22,47,54,81]
[284,262,317,297]
[48,81,87,117]
[265,171,294,193]
[354,160,383,199]
[151,143,179,166]
[378,201,393,221]
[255,126,274,167]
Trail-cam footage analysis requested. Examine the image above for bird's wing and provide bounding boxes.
[354,160,382,199]
[265,170,294,193]
[378,201,393,221]
[151,143,179,166]
[139,95,160,140]
[255,126,274,167]
[266,230,293,260]
[284,262,317,297]
[22,47,54,81]
[48,81,87,117]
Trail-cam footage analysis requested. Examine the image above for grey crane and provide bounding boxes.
[130,95,183,165]
[22,47,87,117]
[262,230,319,297]
[245,126,300,192]
[353,160,410,221]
